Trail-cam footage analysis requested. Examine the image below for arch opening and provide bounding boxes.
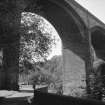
[24,0,86,60]
[0,0,87,97]
[19,11,63,94]
[91,29,105,60]
[28,0,86,96]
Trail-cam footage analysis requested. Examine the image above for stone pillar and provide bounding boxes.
[3,41,19,90]
[0,49,5,89]
[84,29,96,98]
[85,57,95,95]
[0,0,22,90]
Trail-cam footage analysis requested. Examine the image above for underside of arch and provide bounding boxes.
[91,27,105,60]
[24,0,87,60]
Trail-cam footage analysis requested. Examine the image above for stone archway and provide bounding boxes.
[24,0,87,96]
[19,12,63,94]
[0,0,89,93]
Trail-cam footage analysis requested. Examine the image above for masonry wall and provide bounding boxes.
[62,48,86,96]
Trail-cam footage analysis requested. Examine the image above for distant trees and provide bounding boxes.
[25,56,63,94]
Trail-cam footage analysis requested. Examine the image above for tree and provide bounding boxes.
[19,12,63,94]
[19,12,56,85]
[20,12,55,64]
[25,56,63,94]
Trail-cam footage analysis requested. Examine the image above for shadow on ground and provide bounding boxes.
[0,97,30,105]
[1,90,105,105]
[0,89,33,105]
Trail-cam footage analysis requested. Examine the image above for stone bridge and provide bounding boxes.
[0,0,105,92]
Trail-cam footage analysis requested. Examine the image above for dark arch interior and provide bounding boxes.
[91,29,105,60]
[100,63,105,75]
[25,0,87,60]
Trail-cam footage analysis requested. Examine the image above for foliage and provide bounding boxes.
[24,56,63,85]
[20,12,55,64]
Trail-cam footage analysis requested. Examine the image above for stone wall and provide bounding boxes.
[62,48,86,96]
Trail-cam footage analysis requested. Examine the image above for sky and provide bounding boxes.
[75,0,105,24]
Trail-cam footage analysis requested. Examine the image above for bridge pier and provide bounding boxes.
[2,42,19,90]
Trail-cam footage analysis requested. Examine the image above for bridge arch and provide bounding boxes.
[0,0,88,93]
[23,0,88,95]
[91,26,105,60]
[24,0,87,60]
